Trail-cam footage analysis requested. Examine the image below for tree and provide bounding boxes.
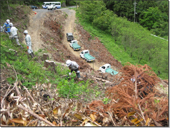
[79,0,106,22]
[103,0,168,38]
[139,7,164,30]
[92,10,114,32]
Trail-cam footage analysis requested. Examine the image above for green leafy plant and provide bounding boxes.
[154,99,160,104]
[95,91,101,97]
[103,97,111,104]
[57,78,89,99]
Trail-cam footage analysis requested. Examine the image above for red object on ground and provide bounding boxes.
[35,12,37,14]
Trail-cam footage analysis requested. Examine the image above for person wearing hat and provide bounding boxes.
[23,30,34,58]
[3,19,10,34]
[9,23,23,48]
[66,60,81,79]
[2,19,10,32]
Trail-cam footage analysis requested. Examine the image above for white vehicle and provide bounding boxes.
[99,64,118,75]
[69,40,81,51]
[47,4,55,10]
[42,2,61,9]
[80,50,95,62]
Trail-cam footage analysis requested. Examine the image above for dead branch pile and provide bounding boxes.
[0,81,115,126]
[75,63,169,126]
[0,81,91,126]
[104,63,168,126]
[0,63,168,126]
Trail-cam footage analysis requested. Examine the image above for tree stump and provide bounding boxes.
[44,60,57,73]
[43,53,49,61]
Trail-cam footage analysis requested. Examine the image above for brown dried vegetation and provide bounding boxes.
[1,9,168,127]
[92,63,168,126]
[0,64,168,126]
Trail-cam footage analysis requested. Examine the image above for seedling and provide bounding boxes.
[103,97,111,104]
[95,91,101,97]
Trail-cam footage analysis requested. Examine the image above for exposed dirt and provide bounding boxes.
[27,8,122,72]
[30,9,121,104]
[60,9,102,71]
[75,24,122,70]
[26,9,48,51]
[61,8,122,71]
[1,7,168,127]
[39,10,93,72]
[26,8,168,93]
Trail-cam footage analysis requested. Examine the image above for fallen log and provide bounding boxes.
[92,76,112,84]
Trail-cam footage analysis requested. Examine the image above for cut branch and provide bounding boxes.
[12,65,18,82]
[108,112,116,126]
[23,86,44,115]
[138,104,146,123]
[17,105,55,126]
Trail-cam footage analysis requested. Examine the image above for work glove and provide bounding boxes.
[69,72,72,76]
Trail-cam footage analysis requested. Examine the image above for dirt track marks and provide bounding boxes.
[27,8,119,71]
[60,8,105,71]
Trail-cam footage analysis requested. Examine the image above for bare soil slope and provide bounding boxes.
[25,8,168,94]
[27,8,122,72]
[26,9,48,52]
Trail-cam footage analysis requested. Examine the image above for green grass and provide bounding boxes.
[75,9,168,79]
[1,33,90,98]
[76,10,138,66]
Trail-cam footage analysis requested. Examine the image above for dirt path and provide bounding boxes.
[60,8,105,71]
[27,9,48,52]
[26,8,114,71]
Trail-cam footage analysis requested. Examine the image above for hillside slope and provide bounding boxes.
[0,6,168,127]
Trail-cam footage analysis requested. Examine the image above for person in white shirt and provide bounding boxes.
[9,23,23,48]
[66,60,81,78]
[23,30,34,58]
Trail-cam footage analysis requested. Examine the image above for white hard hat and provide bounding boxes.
[66,60,72,67]
[9,23,13,27]
[24,30,28,34]
[6,19,10,23]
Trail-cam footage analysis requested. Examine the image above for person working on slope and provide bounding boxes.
[2,19,10,32]
[9,23,23,49]
[23,30,34,58]
[66,60,81,79]
[3,19,10,35]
